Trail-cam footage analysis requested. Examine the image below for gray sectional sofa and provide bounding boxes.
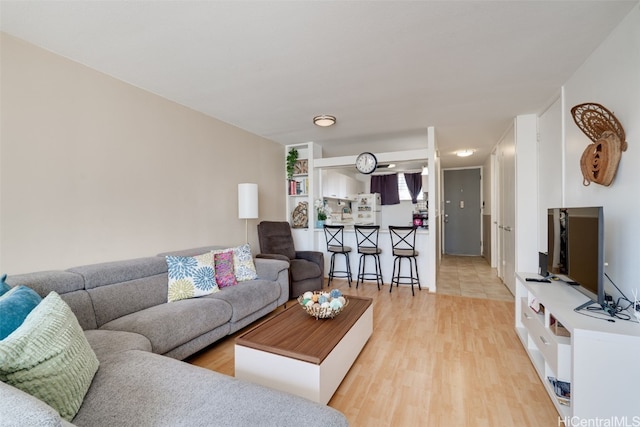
[0,245,348,427]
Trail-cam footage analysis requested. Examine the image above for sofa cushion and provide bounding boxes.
[5,270,85,296]
[84,329,152,362]
[232,243,258,282]
[4,272,99,331]
[290,258,322,281]
[72,349,349,427]
[87,273,169,327]
[208,279,280,323]
[58,290,98,330]
[0,292,99,422]
[0,285,43,339]
[213,250,237,288]
[0,381,66,427]
[68,256,168,290]
[99,298,232,355]
[166,252,219,302]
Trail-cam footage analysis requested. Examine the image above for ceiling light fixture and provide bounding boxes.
[456,149,475,157]
[313,115,336,127]
[421,166,429,176]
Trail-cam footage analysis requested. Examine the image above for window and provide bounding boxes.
[398,173,424,201]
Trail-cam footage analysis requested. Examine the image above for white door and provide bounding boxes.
[498,128,516,294]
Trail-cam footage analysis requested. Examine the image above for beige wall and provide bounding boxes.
[0,34,285,274]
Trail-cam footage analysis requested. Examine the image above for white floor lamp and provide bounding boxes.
[238,183,259,244]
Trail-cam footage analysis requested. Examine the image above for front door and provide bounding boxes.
[443,168,481,255]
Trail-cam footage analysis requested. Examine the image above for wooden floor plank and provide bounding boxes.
[187,256,558,426]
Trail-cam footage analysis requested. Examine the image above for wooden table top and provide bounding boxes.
[236,295,372,365]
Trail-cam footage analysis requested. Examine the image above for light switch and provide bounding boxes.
[459,200,464,208]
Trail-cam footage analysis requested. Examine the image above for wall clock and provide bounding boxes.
[355,152,378,174]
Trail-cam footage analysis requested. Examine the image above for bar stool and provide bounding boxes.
[354,225,383,290]
[323,225,352,287]
[389,225,421,296]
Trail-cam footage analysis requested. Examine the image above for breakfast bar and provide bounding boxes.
[313,227,431,291]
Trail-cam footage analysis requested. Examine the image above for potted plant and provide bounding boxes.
[286,148,299,180]
[314,199,331,228]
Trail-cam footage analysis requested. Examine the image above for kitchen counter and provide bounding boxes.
[313,227,431,291]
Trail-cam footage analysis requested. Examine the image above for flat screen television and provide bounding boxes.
[547,207,607,312]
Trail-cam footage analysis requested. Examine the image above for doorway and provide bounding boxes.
[443,168,481,255]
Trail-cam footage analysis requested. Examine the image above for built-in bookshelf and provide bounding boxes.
[285,142,321,250]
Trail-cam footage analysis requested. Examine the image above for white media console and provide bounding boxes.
[515,273,640,422]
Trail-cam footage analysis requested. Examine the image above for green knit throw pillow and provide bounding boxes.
[0,291,99,421]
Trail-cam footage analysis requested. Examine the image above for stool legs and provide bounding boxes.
[328,252,352,287]
[356,253,383,290]
[390,256,421,296]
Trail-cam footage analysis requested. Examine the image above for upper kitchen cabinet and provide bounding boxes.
[322,169,365,199]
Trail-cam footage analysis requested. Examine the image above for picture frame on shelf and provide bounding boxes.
[294,159,308,175]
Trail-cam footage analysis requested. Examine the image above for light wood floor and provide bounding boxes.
[188,256,559,426]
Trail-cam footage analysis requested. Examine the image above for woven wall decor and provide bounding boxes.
[571,103,627,186]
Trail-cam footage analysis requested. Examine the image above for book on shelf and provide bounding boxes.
[547,376,571,405]
[288,177,308,195]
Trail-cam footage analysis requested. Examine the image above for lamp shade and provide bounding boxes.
[238,183,258,219]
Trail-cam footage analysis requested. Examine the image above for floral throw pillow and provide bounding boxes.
[213,250,237,288]
[166,252,219,302]
[232,243,258,282]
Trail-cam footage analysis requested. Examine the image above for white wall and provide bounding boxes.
[537,96,563,251]
[380,201,415,229]
[0,34,285,273]
[541,5,640,299]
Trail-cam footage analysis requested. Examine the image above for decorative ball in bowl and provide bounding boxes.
[297,289,349,319]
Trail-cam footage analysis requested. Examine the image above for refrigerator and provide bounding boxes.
[353,193,381,225]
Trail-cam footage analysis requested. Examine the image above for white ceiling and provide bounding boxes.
[1,1,637,168]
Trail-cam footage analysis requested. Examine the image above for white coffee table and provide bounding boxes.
[235,295,373,404]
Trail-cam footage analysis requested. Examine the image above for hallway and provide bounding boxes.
[436,255,513,302]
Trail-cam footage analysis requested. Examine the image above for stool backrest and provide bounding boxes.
[389,226,417,252]
[354,225,380,250]
[324,225,346,250]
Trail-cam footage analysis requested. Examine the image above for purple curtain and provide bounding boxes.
[404,172,423,204]
[370,174,400,205]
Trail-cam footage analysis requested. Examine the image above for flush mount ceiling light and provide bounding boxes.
[456,149,475,157]
[313,115,336,127]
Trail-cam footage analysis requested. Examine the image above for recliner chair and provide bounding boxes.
[257,221,324,298]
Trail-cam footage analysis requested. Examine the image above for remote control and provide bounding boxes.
[525,278,551,283]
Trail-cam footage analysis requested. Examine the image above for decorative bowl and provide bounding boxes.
[297,289,349,319]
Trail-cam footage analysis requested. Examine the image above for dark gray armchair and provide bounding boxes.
[257,221,324,298]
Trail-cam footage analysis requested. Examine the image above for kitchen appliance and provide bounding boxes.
[354,193,381,225]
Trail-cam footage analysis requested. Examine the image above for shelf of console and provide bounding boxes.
[515,273,640,421]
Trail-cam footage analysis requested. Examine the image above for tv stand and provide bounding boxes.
[515,273,640,421]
